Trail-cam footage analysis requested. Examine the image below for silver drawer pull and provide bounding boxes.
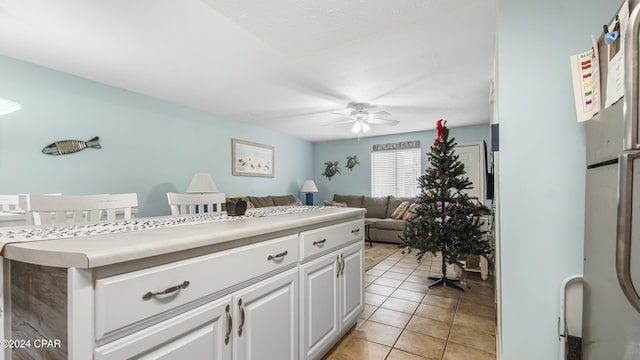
[351,228,360,234]
[238,299,245,336]
[313,239,327,246]
[224,304,232,345]
[142,281,190,300]
[267,250,288,261]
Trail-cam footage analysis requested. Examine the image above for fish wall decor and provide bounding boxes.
[42,136,102,155]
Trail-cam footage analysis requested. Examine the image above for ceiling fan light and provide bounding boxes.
[351,121,362,133]
[362,121,371,132]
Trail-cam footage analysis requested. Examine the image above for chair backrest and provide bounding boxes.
[24,193,138,225]
[0,194,20,212]
[167,192,225,216]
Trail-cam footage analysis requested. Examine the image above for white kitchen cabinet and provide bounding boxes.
[300,241,363,360]
[94,268,298,360]
[94,295,232,360]
[338,242,364,330]
[232,269,298,360]
[2,208,365,360]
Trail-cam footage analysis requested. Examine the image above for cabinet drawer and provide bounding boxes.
[95,234,298,339]
[299,219,363,262]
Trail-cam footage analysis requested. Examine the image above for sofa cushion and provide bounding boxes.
[247,196,275,208]
[324,200,347,207]
[390,201,410,219]
[333,194,364,208]
[271,195,297,206]
[374,219,406,231]
[402,202,419,220]
[363,196,389,218]
[386,196,416,218]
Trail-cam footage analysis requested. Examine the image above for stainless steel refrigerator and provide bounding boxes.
[583,1,640,358]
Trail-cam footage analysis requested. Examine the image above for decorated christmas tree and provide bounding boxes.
[401,119,491,291]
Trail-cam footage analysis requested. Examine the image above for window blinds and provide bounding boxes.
[371,147,421,197]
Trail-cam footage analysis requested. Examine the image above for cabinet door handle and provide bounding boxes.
[142,281,190,300]
[313,238,327,246]
[336,255,342,278]
[351,228,360,234]
[224,304,232,345]
[340,254,345,275]
[267,250,288,261]
[238,298,245,336]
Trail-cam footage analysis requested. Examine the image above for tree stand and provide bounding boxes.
[428,261,465,291]
[427,275,464,291]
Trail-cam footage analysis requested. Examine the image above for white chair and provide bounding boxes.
[167,192,225,216]
[23,193,138,225]
[0,194,20,212]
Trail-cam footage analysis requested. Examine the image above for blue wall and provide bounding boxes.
[313,124,490,204]
[0,56,314,217]
[496,0,620,358]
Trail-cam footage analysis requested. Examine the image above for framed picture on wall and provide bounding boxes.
[231,139,274,177]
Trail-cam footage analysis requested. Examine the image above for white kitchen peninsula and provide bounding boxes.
[0,206,365,360]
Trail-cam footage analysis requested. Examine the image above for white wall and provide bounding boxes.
[497,0,620,358]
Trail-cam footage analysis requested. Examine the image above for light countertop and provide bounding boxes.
[0,207,365,269]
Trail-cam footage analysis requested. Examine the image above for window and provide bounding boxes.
[371,143,421,197]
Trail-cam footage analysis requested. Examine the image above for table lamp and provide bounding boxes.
[186,173,218,213]
[187,173,218,193]
[300,180,319,206]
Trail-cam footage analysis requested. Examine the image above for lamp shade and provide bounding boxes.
[300,180,319,193]
[0,97,21,116]
[187,173,218,193]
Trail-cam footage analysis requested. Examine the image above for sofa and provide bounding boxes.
[244,195,302,208]
[331,194,416,244]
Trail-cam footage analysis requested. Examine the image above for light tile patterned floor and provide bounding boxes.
[324,246,497,360]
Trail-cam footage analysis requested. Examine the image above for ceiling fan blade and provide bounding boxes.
[330,111,352,117]
[367,118,400,126]
[370,110,392,117]
[321,119,357,126]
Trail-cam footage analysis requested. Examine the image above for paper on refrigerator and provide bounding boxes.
[604,0,629,108]
[570,37,601,122]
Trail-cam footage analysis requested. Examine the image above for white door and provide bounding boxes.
[233,269,298,360]
[299,252,340,360]
[93,296,232,360]
[339,242,364,330]
[456,142,486,203]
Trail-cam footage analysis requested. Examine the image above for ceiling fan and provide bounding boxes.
[328,102,400,134]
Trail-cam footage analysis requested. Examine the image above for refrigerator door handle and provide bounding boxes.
[616,153,640,313]
[624,3,640,150]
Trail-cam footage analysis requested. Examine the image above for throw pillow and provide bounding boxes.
[402,202,418,220]
[390,201,410,219]
[322,200,347,207]
[245,197,256,209]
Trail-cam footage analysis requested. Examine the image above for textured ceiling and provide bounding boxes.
[0,0,497,142]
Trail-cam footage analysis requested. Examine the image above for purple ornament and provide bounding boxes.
[414,230,419,236]
[436,172,440,178]
[444,217,451,224]
[436,201,442,208]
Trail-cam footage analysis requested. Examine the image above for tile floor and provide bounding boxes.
[323,246,497,360]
